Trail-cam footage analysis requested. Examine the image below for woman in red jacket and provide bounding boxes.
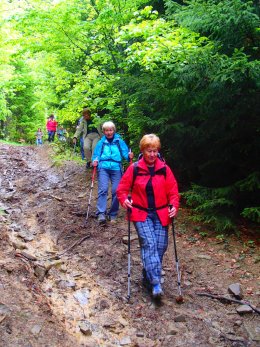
[117,134,179,299]
[46,114,58,142]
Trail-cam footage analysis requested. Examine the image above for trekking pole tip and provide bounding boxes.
[176,295,184,304]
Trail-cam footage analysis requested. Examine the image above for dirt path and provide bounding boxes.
[0,143,259,347]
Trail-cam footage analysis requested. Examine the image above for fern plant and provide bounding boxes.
[183,176,260,231]
[241,207,260,223]
[183,183,237,231]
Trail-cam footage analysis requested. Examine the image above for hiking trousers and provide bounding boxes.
[96,168,122,218]
[83,132,100,162]
[48,131,55,142]
[134,211,168,286]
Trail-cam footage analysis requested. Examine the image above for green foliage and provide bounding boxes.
[184,177,260,229]
[0,208,6,216]
[0,139,27,146]
[241,207,260,223]
[0,0,258,231]
[235,173,260,222]
[183,184,237,231]
[235,172,260,192]
[215,234,224,241]
[245,239,255,248]
[199,231,208,238]
[49,140,80,166]
[167,0,259,55]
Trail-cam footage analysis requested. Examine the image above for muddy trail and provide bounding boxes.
[0,143,259,347]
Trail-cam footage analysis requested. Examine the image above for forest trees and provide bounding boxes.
[0,0,259,229]
[166,0,260,228]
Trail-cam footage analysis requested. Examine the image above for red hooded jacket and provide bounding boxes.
[117,157,179,226]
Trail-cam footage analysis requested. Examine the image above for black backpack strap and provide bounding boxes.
[131,162,146,191]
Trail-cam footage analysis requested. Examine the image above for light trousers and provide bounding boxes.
[83,132,100,162]
[96,168,122,218]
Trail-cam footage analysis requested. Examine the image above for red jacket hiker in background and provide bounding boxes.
[116,134,180,299]
[46,114,58,142]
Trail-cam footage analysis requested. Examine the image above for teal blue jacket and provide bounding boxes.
[92,133,129,171]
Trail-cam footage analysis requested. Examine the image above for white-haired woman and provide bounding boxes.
[92,121,133,224]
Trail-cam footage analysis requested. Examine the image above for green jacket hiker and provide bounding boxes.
[73,108,102,168]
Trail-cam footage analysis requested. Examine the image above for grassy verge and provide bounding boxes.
[0,139,29,146]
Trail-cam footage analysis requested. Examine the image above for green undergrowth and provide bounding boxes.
[183,181,260,233]
[0,139,28,146]
[48,142,83,166]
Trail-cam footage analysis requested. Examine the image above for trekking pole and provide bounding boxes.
[86,165,97,222]
[127,196,131,301]
[169,205,184,303]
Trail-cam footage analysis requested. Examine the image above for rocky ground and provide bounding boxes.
[0,143,259,347]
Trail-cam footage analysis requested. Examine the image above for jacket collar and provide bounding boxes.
[138,156,165,172]
[101,133,121,143]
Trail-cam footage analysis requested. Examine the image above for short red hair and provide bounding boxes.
[139,134,161,151]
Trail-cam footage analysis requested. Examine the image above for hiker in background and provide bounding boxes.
[57,126,67,142]
[116,134,179,299]
[73,108,102,169]
[35,128,43,146]
[46,114,58,142]
[76,116,85,160]
[92,121,134,225]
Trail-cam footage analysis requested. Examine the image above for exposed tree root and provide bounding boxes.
[197,292,260,315]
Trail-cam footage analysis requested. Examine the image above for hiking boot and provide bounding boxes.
[108,215,117,224]
[97,214,106,225]
[152,283,163,299]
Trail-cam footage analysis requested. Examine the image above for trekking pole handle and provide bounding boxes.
[91,165,97,182]
[169,204,174,218]
[169,204,178,263]
[127,195,131,301]
[127,195,132,218]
